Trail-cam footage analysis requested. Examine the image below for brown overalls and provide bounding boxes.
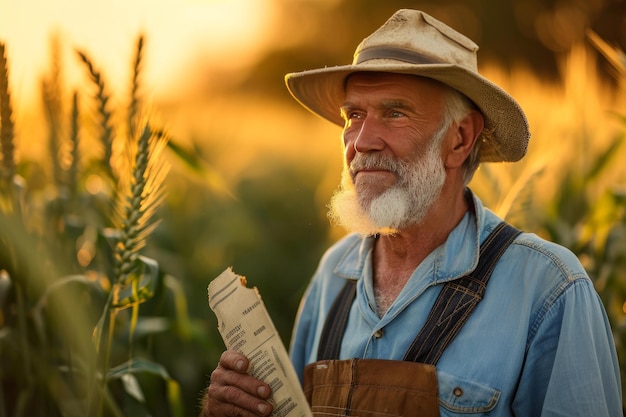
[303,222,520,417]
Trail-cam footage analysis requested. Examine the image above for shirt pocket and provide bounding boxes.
[437,371,501,416]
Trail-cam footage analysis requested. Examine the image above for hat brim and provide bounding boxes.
[285,63,530,163]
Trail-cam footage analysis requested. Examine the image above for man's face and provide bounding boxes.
[328,72,450,235]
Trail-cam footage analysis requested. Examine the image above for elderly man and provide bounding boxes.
[202,9,622,417]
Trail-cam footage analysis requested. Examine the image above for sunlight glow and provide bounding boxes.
[85,174,104,195]
[0,0,274,103]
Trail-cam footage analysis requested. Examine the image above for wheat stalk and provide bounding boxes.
[0,42,16,180]
[127,35,144,140]
[42,78,65,188]
[113,123,168,286]
[42,37,67,189]
[76,50,115,177]
[68,91,80,201]
[92,122,168,414]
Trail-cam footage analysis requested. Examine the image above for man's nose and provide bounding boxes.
[352,116,386,154]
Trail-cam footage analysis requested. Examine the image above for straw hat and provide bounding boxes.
[285,9,530,163]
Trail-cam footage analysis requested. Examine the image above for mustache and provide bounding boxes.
[349,153,406,175]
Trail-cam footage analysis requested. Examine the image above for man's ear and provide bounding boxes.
[445,110,484,169]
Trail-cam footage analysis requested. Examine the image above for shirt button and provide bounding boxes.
[373,329,384,338]
[453,387,463,397]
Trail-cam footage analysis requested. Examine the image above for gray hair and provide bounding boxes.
[442,88,486,185]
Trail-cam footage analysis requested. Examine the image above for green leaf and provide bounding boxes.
[586,132,625,182]
[166,140,203,172]
[166,140,234,199]
[34,274,104,312]
[130,317,170,338]
[112,255,159,309]
[164,274,192,339]
[107,358,183,417]
[121,373,145,403]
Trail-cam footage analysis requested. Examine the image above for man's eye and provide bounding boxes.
[390,110,404,118]
[340,109,361,122]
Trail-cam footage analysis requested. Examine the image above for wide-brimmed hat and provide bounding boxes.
[285,9,530,163]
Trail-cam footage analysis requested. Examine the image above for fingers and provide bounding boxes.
[219,350,251,373]
[201,350,273,417]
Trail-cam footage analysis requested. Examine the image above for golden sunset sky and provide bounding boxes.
[0,0,276,103]
[1,0,623,202]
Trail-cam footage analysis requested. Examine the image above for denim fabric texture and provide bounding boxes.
[289,190,622,416]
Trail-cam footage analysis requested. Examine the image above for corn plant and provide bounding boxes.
[0,36,183,417]
[477,33,626,404]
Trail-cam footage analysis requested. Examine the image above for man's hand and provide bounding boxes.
[200,350,273,417]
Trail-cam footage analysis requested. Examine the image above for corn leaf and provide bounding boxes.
[107,358,182,417]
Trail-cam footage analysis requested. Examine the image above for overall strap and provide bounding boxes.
[316,222,520,362]
[403,222,520,364]
[317,279,357,360]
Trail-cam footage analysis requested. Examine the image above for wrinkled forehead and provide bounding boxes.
[342,71,451,114]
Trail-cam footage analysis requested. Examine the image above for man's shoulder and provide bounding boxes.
[478,204,588,283]
[509,230,589,282]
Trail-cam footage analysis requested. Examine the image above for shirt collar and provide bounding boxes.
[333,189,485,283]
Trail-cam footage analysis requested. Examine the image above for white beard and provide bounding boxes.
[328,127,447,236]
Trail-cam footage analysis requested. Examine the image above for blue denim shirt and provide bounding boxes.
[290,191,622,416]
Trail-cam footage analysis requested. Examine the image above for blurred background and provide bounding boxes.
[1,0,626,416]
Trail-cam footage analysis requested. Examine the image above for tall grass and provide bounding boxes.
[0,36,182,417]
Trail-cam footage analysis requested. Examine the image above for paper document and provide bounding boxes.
[208,267,312,417]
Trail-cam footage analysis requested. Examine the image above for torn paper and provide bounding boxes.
[208,267,312,417]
